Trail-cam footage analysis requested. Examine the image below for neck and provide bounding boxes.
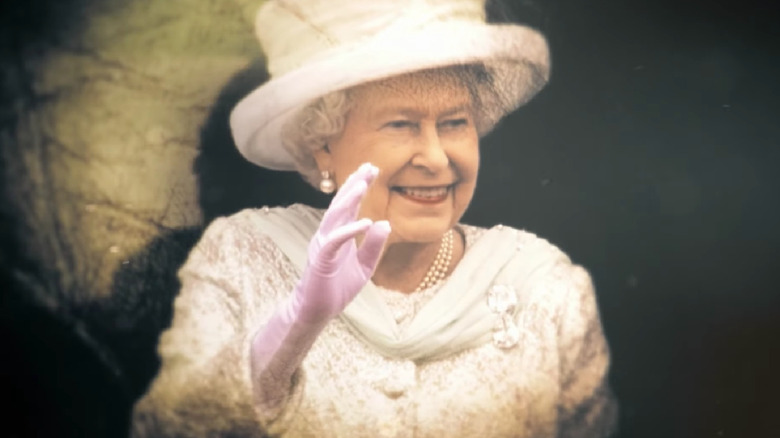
[372,228,463,293]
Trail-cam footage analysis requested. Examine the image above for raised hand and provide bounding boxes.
[250,163,391,411]
[291,162,391,324]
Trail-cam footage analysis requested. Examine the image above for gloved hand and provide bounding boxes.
[250,163,391,413]
[291,162,391,324]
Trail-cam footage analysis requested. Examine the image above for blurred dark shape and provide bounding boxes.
[0,0,129,436]
[194,60,330,224]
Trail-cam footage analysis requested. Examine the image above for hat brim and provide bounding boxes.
[230,21,550,171]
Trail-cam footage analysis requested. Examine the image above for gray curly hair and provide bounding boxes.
[280,63,504,187]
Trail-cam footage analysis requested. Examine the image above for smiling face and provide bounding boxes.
[313,68,480,245]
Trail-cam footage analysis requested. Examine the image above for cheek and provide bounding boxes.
[453,141,480,181]
[452,144,480,205]
[453,180,477,209]
[357,180,392,219]
[333,144,404,187]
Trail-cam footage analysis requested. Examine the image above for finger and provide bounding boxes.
[330,163,378,206]
[356,220,391,274]
[316,218,373,269]
[343,162,378,189]
[320,178,367,232]
[337,163,377,202]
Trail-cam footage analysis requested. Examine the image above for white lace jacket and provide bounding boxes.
[131,206,618,437]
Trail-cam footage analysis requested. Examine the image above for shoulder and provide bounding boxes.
[499,228,597,325]
[204,204,323,235]
[459,222,572,264]
[461,222,593,300]
[200,204,322,243]
[193,208,271,256]
[186,204,322,265]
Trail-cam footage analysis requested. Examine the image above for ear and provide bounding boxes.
[312,145,332,172]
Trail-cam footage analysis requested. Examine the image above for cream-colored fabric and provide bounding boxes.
[257,0,488,77]
[131,205,617,438]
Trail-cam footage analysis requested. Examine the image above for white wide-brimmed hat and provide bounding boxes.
[230,0,551,171]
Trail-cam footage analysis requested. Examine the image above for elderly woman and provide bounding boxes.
[131,0,617,437]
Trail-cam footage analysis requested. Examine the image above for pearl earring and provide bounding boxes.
[319,170,335,194]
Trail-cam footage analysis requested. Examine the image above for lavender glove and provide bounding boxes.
[250,163,391,414]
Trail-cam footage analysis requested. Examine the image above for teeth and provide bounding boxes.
[398,186,448,199]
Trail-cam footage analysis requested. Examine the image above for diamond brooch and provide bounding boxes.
[487,284,520,349]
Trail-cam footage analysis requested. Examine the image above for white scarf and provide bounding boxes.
[254,204,564,361]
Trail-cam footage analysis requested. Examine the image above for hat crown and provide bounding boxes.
[256,0,487,77]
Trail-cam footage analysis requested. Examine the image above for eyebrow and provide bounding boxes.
[440,104,473,117]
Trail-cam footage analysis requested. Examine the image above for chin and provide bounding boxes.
[389,220,454,245]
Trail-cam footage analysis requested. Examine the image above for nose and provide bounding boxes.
[410,124,449,173]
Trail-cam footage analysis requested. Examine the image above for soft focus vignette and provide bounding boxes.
[2,0,779,437]
[5,1,262,300]
[1,1,278,434]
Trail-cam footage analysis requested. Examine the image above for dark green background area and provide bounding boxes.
[2,0,779,437]
[498,2,780,436]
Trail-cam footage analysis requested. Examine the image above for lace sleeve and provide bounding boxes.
[555,265,619,438]
[130,212,303,437]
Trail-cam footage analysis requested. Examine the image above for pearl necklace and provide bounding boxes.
[415,229,454,292]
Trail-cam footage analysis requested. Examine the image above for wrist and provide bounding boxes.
[285,289,332,329]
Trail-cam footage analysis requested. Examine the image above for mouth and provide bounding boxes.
[391,184,453,204]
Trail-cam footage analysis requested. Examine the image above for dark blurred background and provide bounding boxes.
[2,0,779,437]
[491,1,780,437]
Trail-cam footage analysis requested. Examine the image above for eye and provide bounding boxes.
[439,118,469,130]
[384,120,416,130]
